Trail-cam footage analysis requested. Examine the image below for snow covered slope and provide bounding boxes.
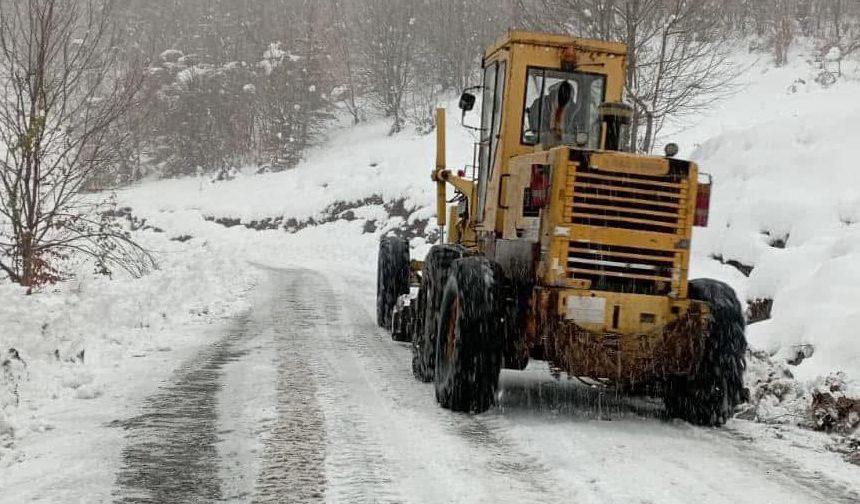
[677,48,860,382]
[119,109,476,228]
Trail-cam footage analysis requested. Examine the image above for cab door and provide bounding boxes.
[476,59,507,224]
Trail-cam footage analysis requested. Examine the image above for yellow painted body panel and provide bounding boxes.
[558,291,689,332]
[485,31,627,60]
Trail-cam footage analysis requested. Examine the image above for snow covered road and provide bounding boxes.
[107,267,859,504]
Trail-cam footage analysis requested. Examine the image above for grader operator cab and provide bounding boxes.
[376,31,747,426]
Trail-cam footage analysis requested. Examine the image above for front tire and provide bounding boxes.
[434,257,503,413]
[663,279,747,426]
[376,237,410,329]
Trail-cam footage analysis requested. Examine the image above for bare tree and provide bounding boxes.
[358,0,418,134]
[0,0,154,288]
[329,0,363,124]
[627,0,744,152]
[820,0,860,76]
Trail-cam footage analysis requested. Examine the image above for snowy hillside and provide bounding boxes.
[679,46,860,383]
[119,112,475,233]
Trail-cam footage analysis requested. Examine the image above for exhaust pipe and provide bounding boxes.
[598,102,633,152]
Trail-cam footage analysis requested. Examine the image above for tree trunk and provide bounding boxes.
[20,232,36,288]
[642,110,654,154]
[624,0,639,152]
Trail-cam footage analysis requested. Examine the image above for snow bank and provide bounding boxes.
[680,55,860,382]
[0,230,258,465]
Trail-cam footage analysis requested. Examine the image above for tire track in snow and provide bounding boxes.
[284,269,403,504]
[251,275,327,503]
[109,268,560,504]
[454,417,553,494]
[111,315,253,504]
[111,273,331,504]
[316,269,566,502]
[720,427,860,504]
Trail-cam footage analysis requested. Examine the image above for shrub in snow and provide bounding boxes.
[739,351,860,434]
[0,2,156,287]
[737,349,807,423]
[159,49,183,63]
[825,46,843,62]
[812,373,860,434]
[1,349,27,408]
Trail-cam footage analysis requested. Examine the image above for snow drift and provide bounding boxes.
[687,63,860,383]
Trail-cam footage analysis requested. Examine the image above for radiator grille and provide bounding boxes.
[571,165,684,234]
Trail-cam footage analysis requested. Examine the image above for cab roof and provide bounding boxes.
[485,30,627,59]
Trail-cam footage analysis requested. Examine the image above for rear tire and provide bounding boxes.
[663,279,747,426]
[434,257,503,413]
[376,237,410,329]
[411,244,467,382]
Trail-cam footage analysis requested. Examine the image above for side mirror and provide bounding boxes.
[458,92,476,112]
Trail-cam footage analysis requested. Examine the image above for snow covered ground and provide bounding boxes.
[2,41,860,501]
[676,44,860,383]
[0,231,260,497]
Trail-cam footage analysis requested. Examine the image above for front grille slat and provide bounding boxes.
[571,217,677,234]
[570,242,676,258]
[576,182,681,201]
[573,195,679,214]
[569,268,670,282]
[569,248,675,270]
[575,172,684,189]
[576,165,686,183]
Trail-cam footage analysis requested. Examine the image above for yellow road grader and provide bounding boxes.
[377,31,747,426]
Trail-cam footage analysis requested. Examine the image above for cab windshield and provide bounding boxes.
[521,68,606,149]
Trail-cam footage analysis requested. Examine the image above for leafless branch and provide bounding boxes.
[0,0,152,287]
